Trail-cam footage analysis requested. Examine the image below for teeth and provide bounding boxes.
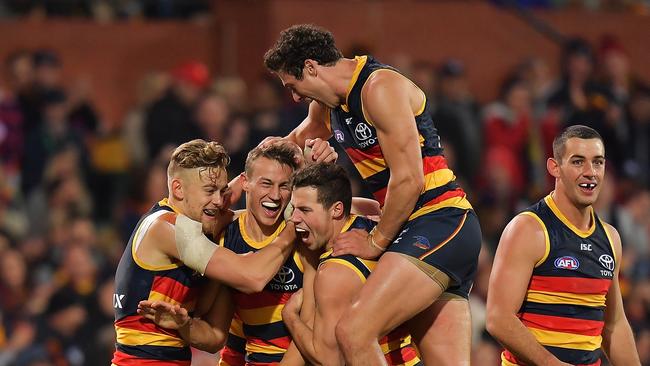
[262,202,279,209]
[295,228,307,233]
[203,209,217,216]
[579,183,596,189]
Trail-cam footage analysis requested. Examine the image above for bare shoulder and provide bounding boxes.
[601,221,623,258]
[315,261,362,299]
[496,212,549,264]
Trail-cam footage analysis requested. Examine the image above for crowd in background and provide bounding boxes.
[0,18,649,366]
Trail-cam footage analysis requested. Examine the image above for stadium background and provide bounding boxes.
[0,1,648,365]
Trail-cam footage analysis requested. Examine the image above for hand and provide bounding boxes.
[7,321,35,351]
[282,289,304,319]
[279,220,297,243]
[137,300,190,330]
[305,138,338,163]
[332,229,383,260]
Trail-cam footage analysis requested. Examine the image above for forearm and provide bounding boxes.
[602,321,641,365]
[179,317,227,354]
[487,314,561,366]
[376,176,421,242]
[279,342,306,366]
[284,311,321,365]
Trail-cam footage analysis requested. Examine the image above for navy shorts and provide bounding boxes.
[386,208,481,298]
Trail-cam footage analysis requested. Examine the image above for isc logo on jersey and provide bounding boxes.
[554,256,580,270]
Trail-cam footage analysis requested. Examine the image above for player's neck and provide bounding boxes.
[325,215,349,251]
[550,191,593,231]
[333,58,362,102]
[243,210,280,242]
[166,196,185,215]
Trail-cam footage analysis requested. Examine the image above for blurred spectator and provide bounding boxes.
[433,59,482,183]
[21,89,89,197]
[223,114,253,178]
[212,76,249,115]
[626,85,650,187]
[516,57,556,120]
[482,76,533,198]
[196,92,230,142]
[122,72,170,168]
[144,60,205,161]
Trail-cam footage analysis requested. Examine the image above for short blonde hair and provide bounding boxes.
[168,139,230,179]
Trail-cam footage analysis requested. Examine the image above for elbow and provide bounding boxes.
[203,341,225,355]
[238,275,267,294]
[392,173,425,197]
[485,310,506,341]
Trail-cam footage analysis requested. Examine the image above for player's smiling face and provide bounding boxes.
[244,157,293,229]
[179,167,230,231]
[552,137,605,208]
[289,186,336,251]
[276,62,339,109]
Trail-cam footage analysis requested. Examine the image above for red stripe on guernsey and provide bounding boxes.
[220,347,245,366]
[115,315,179,338]
[345,145,383,164]
[422,155,448,174]
[233,291,292,310]
[422,188,466,207]
[529,276,610,295]
[151,276,195,304]
[384,346,418,365]
[503,350,523,365]
[112,350,190,366]
[248,336,291,350]
[520,313,604,336]
[579,360,601,366]
[374,187,388,206]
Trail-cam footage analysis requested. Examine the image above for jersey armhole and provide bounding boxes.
[599,219,618,264]
[519,212,550,268]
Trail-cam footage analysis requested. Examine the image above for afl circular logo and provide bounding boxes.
[554,256,580,270]
[599,254,615,271]
[273,266,295,284]
[334,129,345,143]
[354,123,373,141]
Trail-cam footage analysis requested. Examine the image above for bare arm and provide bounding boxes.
[284,101,333,148]
[137,283,234,353]
[350,197,381,218]
[158,216,297,294]
[486,214,570,366]
[203,222,297,293]
[601,224,641,365]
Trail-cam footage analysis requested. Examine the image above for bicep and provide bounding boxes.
[603,224,625,325]
[487,215,547,315]
[363,77,423,179]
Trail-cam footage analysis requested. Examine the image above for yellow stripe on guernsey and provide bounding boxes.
[519,212,550,267]
[525,290,606,307]
[148,291,181,306]
[423,168,455,191]
[246,342,287,355]
[322,258,369,283]
[528,328,602,351]
[403,357,422,366]
[230,317,244,337]
[341,56,368,113]
[116,327,185,347]
[408,196,472,221]
[239,212,286,249]
[238,305,284,326]
[354,157,386,179]
[544,194,595,238]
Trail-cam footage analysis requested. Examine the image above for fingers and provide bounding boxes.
[259,136,284,148]
[305,138,338,163]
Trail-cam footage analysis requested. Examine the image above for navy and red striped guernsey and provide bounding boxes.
[502,194,616,366]
[328,55,472,220]
[217,212,302,366]
[112,199,204,366]
[318,215,422,366]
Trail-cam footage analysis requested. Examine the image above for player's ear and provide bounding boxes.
[547,157,560,178]
[241,172,251,192]
[331,201,344,220]
[304,59,317,77]
[171,177,184,201]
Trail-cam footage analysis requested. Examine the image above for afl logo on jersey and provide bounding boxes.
[554,256,580,270]
[354,123,373,141]
[599,254,615,271]
[334,129,345,143]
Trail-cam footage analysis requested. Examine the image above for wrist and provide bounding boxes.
[367,231,386,253]
[369,226,391,249]
[179,317,192,332]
